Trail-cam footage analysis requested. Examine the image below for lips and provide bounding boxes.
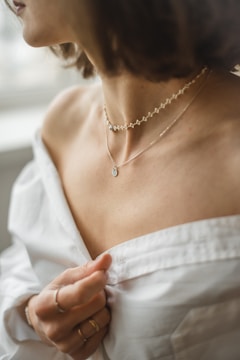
[13,1,26,15]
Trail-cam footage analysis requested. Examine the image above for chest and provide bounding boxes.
[59,141,240,258]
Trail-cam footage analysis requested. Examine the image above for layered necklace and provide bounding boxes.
[104,67,209,177]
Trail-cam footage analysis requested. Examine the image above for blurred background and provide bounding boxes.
[0,2,88,252]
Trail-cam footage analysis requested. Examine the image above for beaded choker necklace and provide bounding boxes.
[104,67,209,177]
[104,67,207,132]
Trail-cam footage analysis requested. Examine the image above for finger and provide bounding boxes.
[55,270,108,311]
[77,307,111,338]
[93,253,112,271]
[44,305,110,350]
[69,327,108,360]
[65,291,107,327]
[52,253,112,287]
[33,254,111,319]
[44,292,107,337]
[55,326,107,357]
[36,270,107,319]
[50,327,87,354]
[33,271,106,320]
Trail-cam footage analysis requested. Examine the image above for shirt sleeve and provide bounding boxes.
[0,238,41,353]
[0,137,85,359]
[0,159,44,357]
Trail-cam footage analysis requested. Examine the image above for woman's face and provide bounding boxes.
[11,0,92,48]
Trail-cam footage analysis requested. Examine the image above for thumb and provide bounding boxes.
[91,253,112,273]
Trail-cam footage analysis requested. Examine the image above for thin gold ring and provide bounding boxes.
[54,288,66,313]
[78,328,88,344]
[88,319,100,333]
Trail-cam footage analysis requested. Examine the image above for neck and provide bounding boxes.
[103,75,184,125]
[100,68,207,163]
[101,73,193,128]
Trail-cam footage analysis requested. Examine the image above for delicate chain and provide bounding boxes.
[104,68,209,177]
[104,67,207,132]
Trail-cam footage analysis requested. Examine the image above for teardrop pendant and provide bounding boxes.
[112,166,118,177]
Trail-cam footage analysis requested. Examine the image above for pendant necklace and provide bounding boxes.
[104,68,209,177]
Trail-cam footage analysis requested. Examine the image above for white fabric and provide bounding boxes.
[1,130,240,360]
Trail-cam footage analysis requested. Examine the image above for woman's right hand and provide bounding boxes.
[26,253,112,360]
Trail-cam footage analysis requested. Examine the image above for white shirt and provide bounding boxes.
[1,131,240,360]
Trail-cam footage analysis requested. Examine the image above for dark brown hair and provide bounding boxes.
[5,0,240,80]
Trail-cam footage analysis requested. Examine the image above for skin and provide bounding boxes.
[43,71,240,258]
[14,0,240,358]
[16,0,81,46]
[27,253,112,360]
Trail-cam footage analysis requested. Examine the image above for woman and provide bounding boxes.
[1,0,240,359]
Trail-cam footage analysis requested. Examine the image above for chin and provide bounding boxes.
[22,29,56,48]
[22,28,42,47]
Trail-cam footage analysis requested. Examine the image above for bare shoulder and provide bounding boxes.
[41,81,102,150]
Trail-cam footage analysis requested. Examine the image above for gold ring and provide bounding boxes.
[78,328,88,344]
[88,319,100,333]
[54,288,66,313]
